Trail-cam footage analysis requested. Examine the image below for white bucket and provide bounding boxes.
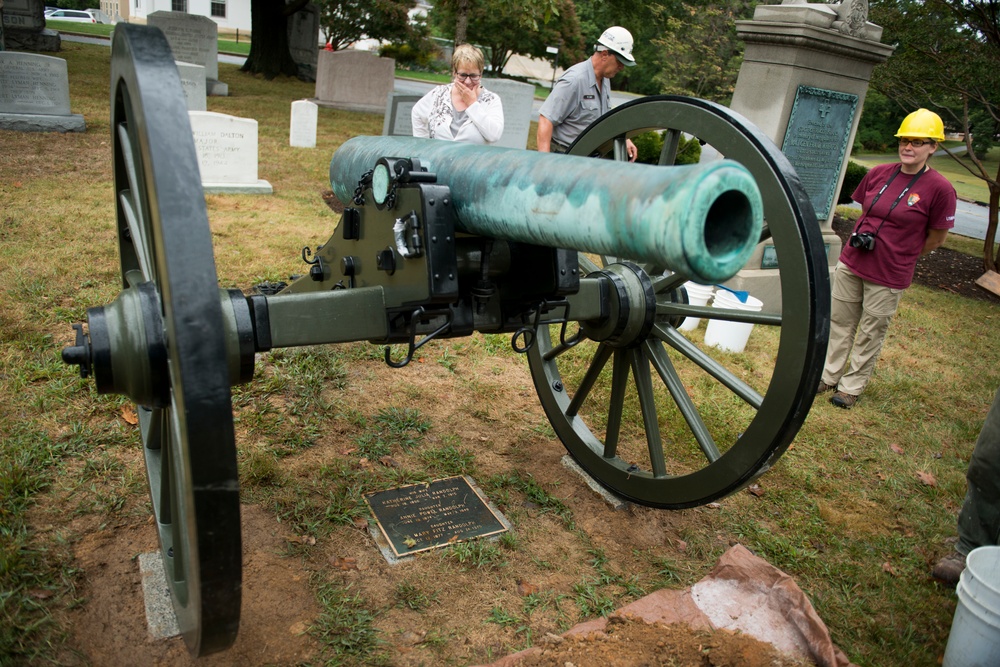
[679,282,715,332]
[943,545,1000,667]
[703,291,763,353]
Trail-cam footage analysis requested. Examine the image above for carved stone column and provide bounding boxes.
[725,1,893,310]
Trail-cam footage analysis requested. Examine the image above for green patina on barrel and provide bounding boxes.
[329,136,763,283]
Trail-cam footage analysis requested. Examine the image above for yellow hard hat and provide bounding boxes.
[895,108,945,142]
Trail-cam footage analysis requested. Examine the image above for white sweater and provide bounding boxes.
[411,83,505,145]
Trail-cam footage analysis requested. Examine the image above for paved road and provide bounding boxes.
[63,34,995,241]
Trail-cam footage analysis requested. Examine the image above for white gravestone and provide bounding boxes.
[189,111,272,194]
[176,61,207,112]
[483,78,534,149]
[289,99,318,148]
[314,50,395,113]
[382,92,421,137]
[148,11,228,96]
[0,52,86,132]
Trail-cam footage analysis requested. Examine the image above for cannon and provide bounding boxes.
[60,25,829,656]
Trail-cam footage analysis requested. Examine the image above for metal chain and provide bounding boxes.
[352,168,373,206]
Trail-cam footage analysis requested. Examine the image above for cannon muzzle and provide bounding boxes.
[329,136,763,284]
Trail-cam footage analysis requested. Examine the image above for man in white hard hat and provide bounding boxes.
[537,26,638,161]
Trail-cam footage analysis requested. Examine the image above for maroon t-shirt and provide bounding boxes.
[843,162,956,289]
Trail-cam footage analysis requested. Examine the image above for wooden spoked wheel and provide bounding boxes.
[527,96,830,508]
[110,24,241,655]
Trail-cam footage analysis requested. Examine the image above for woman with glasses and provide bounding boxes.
[411,44,504,145]
[817,108,957,409]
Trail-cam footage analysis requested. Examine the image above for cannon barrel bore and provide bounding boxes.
[329,136,764,283]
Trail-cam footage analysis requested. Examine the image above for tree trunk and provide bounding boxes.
[455,0,469,46]
[241,0,308,80]
[985,182,1000,274]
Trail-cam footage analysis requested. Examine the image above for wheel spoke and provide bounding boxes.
[656,302,783,326]
[604,349,630,458]
[612,136,629,161]
[565,343,613,416]
[116,123,155,280]
[653,324,763,408]
[659,128,681,165]
[645,340,721,462]
[579,254,601,274]
[651,272,689,294]
[628,347,668,477]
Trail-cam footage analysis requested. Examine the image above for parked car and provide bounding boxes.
[44,8,96,22]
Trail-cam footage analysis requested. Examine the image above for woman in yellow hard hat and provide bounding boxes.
[817,108,957,409]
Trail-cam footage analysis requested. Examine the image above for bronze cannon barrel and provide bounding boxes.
[329,136,763,283]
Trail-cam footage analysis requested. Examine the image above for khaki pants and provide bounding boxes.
[821,262,904,396]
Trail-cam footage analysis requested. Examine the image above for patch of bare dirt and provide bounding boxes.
[511,616,810,667]
[60,505,319,666]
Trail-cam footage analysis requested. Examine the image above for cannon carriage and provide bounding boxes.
[61,25,829,656]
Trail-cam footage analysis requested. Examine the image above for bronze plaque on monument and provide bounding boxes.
[782,86,858,220]
[365,476,508,557]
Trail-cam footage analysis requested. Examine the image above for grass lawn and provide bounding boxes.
[2,40,1000,666]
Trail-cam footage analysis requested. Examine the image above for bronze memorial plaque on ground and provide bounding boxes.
[365,476,508,557]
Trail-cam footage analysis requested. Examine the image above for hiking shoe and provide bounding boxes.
[932,551,966,586]
[830,391,858,409]
[817,381,836,393]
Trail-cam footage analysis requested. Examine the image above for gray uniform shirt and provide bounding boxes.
[538,58,611,148]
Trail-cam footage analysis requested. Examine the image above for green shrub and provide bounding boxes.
[633,131,702,165]
[838,161,868,204]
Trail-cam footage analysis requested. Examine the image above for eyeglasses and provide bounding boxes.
[455,73,482,82]
[898,138,932,147]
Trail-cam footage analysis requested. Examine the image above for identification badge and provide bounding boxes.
[583,94,595,99]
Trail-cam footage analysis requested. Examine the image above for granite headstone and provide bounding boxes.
[0,51,86,132]
[147,11,227,96]
[482,78,534,149]
[382,92,420,137]
[189,110,272,194]
[314,50,395,113]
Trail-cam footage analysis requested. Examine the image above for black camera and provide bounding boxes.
[849,232,877,251]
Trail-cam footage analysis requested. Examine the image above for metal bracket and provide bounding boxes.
[385,307,452,368]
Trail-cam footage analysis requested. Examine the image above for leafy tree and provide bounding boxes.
[650,2,752,103]
[853,90,901,152]
[316,0,414,52]
[574,0,676,94]
[429,0,583,75]
[871,0,1000,273]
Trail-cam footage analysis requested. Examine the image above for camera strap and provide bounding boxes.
[853,165,927,238]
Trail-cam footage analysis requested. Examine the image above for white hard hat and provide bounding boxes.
[597,26,635,66]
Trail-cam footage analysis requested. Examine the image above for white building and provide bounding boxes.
[101,0,253,33]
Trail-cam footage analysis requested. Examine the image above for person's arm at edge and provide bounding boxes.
[536,114,554,152]
[411,90,433,138]
[922,228,948,255]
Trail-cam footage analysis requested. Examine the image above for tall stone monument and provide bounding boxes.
[725,0,893,310]
[2,0,60,51]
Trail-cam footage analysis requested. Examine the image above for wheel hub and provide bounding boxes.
[579,262,657,348]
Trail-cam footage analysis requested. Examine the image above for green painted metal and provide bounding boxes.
[329,136,764,284]
[526,96,830,509]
